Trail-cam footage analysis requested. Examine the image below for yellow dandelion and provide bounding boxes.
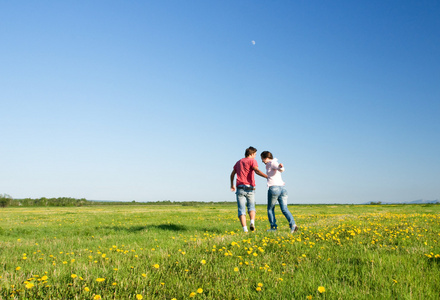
[94,295,102,300]
[71,274,77,279]
[234,267,239,272]
[142,273,147,277]
[153,264,159,269]
[257,283,263,287]
[112,282,117,286]
[136,294,143,300]
[41,275,48,281]
[189,292,196,297]
[96,278,105,282]
[25,283,34,289]
[201,260,206,264]
[171,298,177,300]
[256,287,262,292]
[318,286,325,293]
[197,288,203,293]
[15,267,21,271]
[307,296,312,300]
[84,287,90,292]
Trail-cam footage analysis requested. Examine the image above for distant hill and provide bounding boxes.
[406,199,439,204]
[365,199,439,205]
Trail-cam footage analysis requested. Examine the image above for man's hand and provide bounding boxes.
[230,170,237,191]
[254,167,268,179]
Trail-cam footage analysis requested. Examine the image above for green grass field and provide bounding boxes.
[1,204,439,299]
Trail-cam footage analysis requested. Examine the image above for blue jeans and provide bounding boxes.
[267,186,295,229]
[236,186,256,217]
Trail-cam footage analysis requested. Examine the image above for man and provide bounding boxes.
[230,146,268,232]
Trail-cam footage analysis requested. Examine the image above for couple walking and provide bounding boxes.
[230,146,298,233]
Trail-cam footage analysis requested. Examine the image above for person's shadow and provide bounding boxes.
[100,223,223,233]
[147,224,187,231]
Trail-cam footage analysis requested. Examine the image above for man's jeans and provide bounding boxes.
[236,186,255,217]
[267,186,295,229]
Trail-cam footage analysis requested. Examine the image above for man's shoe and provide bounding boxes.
[267,228,277,232]
[250,224,255,231]
[290,225,298,234]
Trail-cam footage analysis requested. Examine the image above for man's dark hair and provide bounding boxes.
[260,151,273,159]
[245,146,257,157]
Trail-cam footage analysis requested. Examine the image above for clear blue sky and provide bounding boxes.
[1,1,439,204]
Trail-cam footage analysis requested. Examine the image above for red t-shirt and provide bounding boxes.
[233,157,258,187]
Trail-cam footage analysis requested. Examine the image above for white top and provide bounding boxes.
[265,158,285,187]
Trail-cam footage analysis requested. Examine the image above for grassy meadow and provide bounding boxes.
[0,204,439,299]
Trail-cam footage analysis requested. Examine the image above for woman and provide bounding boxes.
[260,151,298,233]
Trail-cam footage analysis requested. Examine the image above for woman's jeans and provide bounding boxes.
[267,186,295,229]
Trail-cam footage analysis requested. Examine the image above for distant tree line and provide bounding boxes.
[0,194,13,207]
[0,194,235,208]
[369,201,382,205]
[1,195,88,207]
[92,200,235,206]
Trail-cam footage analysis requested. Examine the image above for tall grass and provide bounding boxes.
[1,204,439,299]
